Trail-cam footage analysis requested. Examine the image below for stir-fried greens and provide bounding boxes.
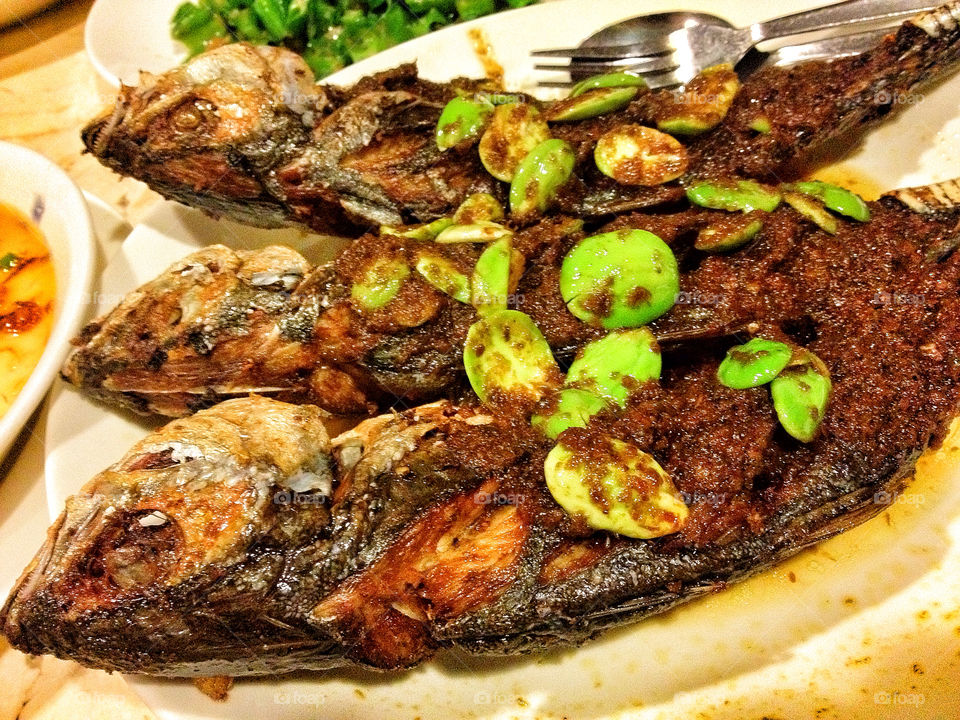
[171,0,537,78]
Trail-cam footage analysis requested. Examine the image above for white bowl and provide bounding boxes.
[0,142,95,460]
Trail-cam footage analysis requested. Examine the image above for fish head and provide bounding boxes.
[82,44,323,229]
[1,396,336,674]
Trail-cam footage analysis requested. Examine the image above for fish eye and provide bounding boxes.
[171,99,213,133]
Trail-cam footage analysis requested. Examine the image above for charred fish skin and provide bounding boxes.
[0,396,345,676]
[82,4,960,232]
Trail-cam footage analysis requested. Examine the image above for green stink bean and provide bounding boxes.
[544,435,688,538]
[463,309,560,405]
[509,138,575,217]
[471,237,523,310]
[415,252,471,303]
[770,349,832,442]
[434,221,513,244]
[695,212,763,252]
[560,229,680,329]
[478,103,551,182]
[685,180,781,213]
[453,193,504,224]
[565,328,661,406]
[545,87,639,122]
[783,191,838,234]
[594,125,688,186]
[436,97,493,151]
[749,116,772,133]
[380,217,454,240]
[717,337,793,389]
[790,181,871,222]
[532,388,608,440]
[570,71,648,97]
[656,64,740,136]
[350,257,409,311]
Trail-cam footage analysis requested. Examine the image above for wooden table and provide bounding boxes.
[0,2,160,717]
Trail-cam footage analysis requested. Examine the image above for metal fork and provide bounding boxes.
[533,0,941,88]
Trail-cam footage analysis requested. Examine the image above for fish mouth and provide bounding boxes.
[0,496,112,652]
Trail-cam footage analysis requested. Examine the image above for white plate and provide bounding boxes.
[53,1,960,717]
[0,142,95,461]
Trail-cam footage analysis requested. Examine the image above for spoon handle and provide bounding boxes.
[751,0,944,43]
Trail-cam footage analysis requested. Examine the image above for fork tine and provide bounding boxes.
[533,56,680,76]
[531,41,674,60]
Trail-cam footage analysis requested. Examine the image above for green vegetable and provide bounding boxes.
[783,191,838,234]
[453,193,504,224]
[509,138,575,217]
[770,349,832,442]
[457,0,495,20]
[478,103,551,182]
[436,97,493,151]
[171,0,539,81]
[471,237,523,310]
[560,229,680,329]
[570,71,647,97]
[170,3,229,55]
[463,309,559,404]
[790,181,871,222]
[593,124,688,186]
[532,388,608,440]
[0,253,18,270]
[415,252,471,303]
[717,338,793,389]
[252,0,289,41]
[350,257,409,311]
[544,87,638,123]
[544,435,688,538]
[656,64,740,136]
[695,213,763,252]
[435,221,513,244]
[565,328,661,406]
[381,217,454,240]
[685,180,781,213]
[749,116,772,134]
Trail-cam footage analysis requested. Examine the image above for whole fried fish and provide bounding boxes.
[6,199,960,677]
[82,4,960,233]
[62,179,960,417]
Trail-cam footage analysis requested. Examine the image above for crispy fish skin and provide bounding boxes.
[61,186,960,418]
[60,217,586,417]
[82,5,960,233]
[6,252,960,675]
[1,396,341,675]
[9,180,960,674]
